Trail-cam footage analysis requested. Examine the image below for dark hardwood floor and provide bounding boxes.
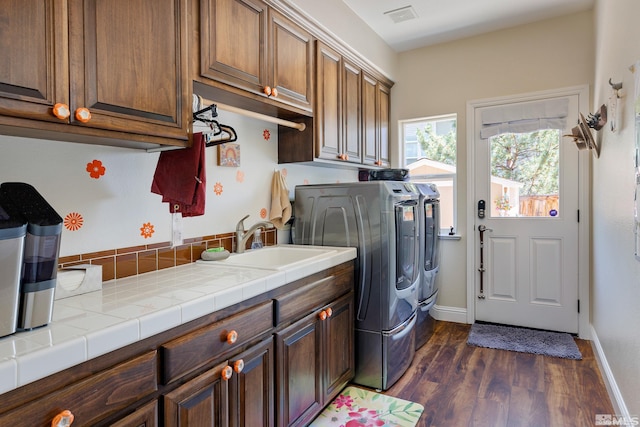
[380,319,614,427]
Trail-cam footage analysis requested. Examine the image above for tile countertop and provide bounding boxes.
[0,245,356,396]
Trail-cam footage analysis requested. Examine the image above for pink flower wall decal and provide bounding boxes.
[260,208,267,219]
[140,222,154,238]
[64,212,83,231]
[236,170,244,183]
[213,182,223,195]
[86,159,106,179]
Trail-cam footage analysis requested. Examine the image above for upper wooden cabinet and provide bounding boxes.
[69,0,189,140]
[279,40,392,169]
[315,42,362,165]
[0,0,190,148]
[199,0,313,112]
[362,72,391,168]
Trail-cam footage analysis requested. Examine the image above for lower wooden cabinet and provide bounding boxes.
[0,262,355,427]
[276,292,354,427]
[229,337,275,427]
[163,360,231,427]
[110,400,159,427]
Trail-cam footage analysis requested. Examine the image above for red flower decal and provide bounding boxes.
[64,212,84,231]
[260,208,267,219]
[213,182,223,195]
[263,129,271,141]
[140,222,154,239]
[333,394,354,409]
[86,159,106,179]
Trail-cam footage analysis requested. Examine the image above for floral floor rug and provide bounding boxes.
[309,385,424,427]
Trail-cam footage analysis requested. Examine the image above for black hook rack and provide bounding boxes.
[193,103,238,146]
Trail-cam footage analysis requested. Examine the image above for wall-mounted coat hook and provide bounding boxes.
[609,78,623,91]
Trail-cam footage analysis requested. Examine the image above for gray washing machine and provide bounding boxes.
[414,183,440,349]
[294,181,419,390]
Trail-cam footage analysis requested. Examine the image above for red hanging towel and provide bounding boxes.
[151,133,206,217]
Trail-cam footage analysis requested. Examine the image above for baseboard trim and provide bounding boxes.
[590,324,632,420]
[430,304,468,324]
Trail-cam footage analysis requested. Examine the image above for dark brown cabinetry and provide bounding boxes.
[0,0,190,149]
[0,351,158,426]
[110,400,159,427]
[315,42,362,165]
[362,73,391,168]
[164,360,231,427]
[198,0,313,112]
[276,293,354,427]
[0,262,354,427]
[279,39,392,169]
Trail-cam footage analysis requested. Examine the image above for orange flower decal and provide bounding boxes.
[140,222,154,239]
[64,212,83,231]
[213,182,223,195]
[260,208,267,219]
[263,129,271,141]
[236,170,244,183]
[86,159,106,179]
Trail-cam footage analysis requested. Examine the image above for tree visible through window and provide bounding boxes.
[403,115,457,234]
[489,129,560,217]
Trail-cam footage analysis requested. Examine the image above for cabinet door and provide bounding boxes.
[315,42,342,162]
[323,293,355,403]
[164,361,230,427]
[110,400,158,427]
[0,0,69,123]
[269,9,313,111]
[68,0,189,140]
[362,72,378,166]
[276,312,322,427]
[343,60,362,164]
[200,0,268,95]
[229,337,275,427]
[377,83,391,167]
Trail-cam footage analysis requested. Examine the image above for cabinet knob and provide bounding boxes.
[226,330,238,345]
[51,409,74,427]
[74,107,91,123]
[233,359,244,373]
[319,310,327,321]
[221,365,233,381]
[271,88,278,98]
[326,307,333,318]
[263,86,272,96]
[52,103,71,120]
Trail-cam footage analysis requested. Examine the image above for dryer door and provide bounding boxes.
[395,200,419,291]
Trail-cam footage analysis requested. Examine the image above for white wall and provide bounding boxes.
[287,0,398,80]
[0,113,357,257]
[392,11,595,309]
[592,0,640,416]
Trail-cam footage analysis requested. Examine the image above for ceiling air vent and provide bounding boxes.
[384,5,418,24]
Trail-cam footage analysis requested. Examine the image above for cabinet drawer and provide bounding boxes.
[161,300,274,384]
[276,267,352,325]
[0,351,157,427]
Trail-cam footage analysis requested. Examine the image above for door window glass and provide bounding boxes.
[489,129,560,217]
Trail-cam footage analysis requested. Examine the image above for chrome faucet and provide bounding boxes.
[235,214,274,253]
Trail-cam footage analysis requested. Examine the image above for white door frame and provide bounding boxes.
[466,85,591,339]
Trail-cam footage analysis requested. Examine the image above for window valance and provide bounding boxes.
[480,98,569,139]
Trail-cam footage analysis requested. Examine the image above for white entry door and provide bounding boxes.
[472,93,581,334]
